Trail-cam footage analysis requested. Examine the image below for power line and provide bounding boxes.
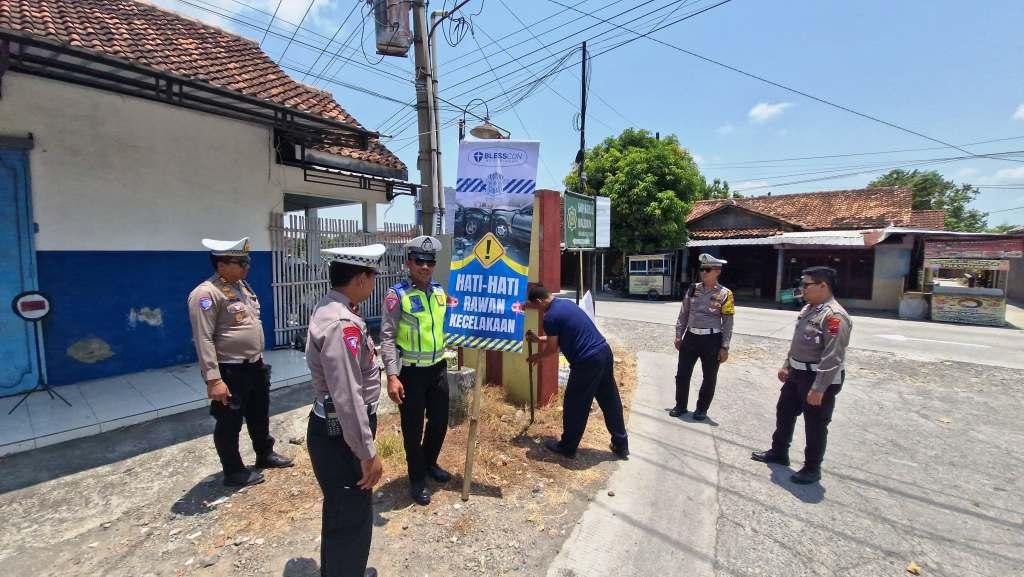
[381,0,690,135]
[988,206,1024,213]
[545,0,1023,163]
[278,0,318,61]
[438,0,723,110]
[301,0,362,82]
[171,0,414,93]
[730,149,1024,192]
[495,0,634,127]
[258,0,285,46]
[468,28,561,184]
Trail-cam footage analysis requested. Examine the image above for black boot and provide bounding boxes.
[750,449,790,466]
[255,451,294,468]
[543,438,576,459]
[790,466,821,485]
[427,464,451,483]
[669,406,688,417]
[223,468,265,487]
[410,483,431,506]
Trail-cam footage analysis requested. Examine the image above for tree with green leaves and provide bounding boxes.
[868,169,988,231]
[564,128,706,254]
[987,223,1020,233]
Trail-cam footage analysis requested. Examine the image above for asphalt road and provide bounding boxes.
[549,320,1024,577]
[593,298,1024,369]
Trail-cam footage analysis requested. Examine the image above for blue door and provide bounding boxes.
[0,148,39,395]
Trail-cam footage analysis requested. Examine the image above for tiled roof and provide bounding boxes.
[908,210,946,230]
[687,187,914,230]
[0,0,405,173]
[689,227,783,239]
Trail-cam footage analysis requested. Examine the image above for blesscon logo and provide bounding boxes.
[469,147,528,167]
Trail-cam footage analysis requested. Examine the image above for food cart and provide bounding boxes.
[922,238,1023,326]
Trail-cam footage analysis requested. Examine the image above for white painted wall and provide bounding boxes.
[0,72,388,251]
[846,244,912,311]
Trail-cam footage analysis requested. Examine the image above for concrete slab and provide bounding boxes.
[546,351,718,577]
[76,375,156,423]
[26,385,97,438]
[0,394,35,445]
[125,370,203,409]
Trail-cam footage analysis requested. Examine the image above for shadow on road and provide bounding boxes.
[0,382,313,495]
[282,557,319,577]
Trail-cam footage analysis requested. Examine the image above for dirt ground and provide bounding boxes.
[0,349,636,577]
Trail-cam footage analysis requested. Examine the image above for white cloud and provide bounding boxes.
[1014,103,1024,121]
[957,167,980,179]
[748,101,793,124]
[716,124,735,136]
[692,154,705,164]
[733,180,771,192]
[978,166,1024,185]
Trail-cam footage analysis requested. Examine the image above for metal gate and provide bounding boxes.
[269,212,418,348]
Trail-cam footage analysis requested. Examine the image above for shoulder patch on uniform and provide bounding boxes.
[342,325,361,355]
[385,291,399,312]
[198,297,213,311]
[721,291,735,316]
[827,315,841,336]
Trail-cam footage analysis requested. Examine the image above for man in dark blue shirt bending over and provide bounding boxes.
[525,284,629,460]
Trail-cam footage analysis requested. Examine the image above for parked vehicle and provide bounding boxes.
[490,203,533,248]
[453,204,492,240]
[626,252,685,299]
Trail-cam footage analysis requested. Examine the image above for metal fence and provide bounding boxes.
[269,212,419,348]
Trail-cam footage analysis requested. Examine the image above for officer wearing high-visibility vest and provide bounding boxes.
[379,235,450,506]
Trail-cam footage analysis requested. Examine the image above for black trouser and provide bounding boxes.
[561,345,628,453]
[210,361,275,474]
[675,331,722,413]
[307,411,378,577]
[770,368,844,469]
[398,361,449,484]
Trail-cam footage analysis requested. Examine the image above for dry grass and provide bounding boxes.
[212,346,637,545]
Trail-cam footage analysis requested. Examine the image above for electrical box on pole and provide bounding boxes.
[369,0,413,57]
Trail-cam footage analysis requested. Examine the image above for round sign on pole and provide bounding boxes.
[12,291,52,322]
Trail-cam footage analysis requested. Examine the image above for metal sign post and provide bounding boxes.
[8,291,71,414]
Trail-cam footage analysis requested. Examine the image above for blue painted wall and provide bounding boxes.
[36,251,274,385]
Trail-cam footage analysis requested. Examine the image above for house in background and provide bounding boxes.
[685,187,948,311]
[0,0,414,391]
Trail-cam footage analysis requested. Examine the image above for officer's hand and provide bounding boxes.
[387,375,405,405]
[207,379,231,405]
[674,338,681,351]
[358,455,384,490]
[806,389,825,406]
[777,366,790,383]
[718,348,729,363]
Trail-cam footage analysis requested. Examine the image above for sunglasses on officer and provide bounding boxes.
[700,267,719,273]
[413,257,436,267]
[222,256,251,267]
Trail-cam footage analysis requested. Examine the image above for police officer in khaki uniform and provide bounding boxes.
[380,235,450,507]
[671,253,735,421]
[752,266,853,484]
[187,237,293,487]
[306,244,386,577]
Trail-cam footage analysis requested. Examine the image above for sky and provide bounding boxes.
[152,0,1024,227]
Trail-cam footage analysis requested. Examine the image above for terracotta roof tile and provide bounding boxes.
[689,228,784,239]
[0,0,405,173]
[687,187,913,230]
[908,210,946,230]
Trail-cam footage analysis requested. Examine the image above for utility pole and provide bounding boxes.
[575,41,588,304]
[412,0,439,235]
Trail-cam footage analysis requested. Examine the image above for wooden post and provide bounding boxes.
[461,352,485,501]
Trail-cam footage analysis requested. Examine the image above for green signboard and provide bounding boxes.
[564,191,596,249]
